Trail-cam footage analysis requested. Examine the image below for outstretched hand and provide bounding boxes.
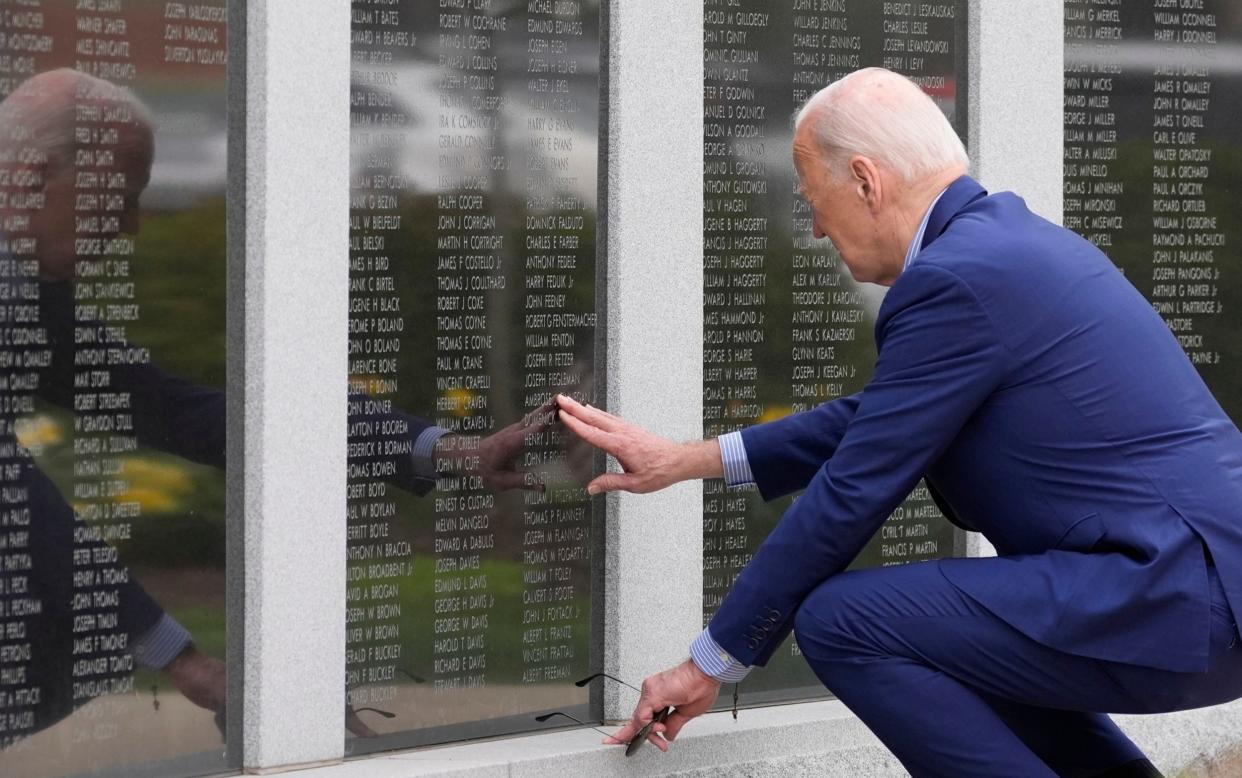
[605,660,721,752]
[554,395,722,495]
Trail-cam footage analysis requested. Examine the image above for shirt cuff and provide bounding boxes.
[131,613,192,669]
[718,431,755,487]
[412,425,451,479]
[689,627,753,683]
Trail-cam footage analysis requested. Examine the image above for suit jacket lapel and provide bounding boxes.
[921,175,988,251]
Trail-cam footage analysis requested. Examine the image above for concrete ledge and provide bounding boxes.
[275,698,1242,777]
[1115,702,1242,775]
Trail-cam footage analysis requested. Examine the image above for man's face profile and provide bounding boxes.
[29,115,152,282]
[792,128,888,286]
[0,71,155,283]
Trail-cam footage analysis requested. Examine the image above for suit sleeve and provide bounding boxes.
[708,265,1013,666]
[739,393,861,500]
[347,393,437,496]
[37,282,226,467]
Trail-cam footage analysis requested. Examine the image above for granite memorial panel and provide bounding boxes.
[0,2,232,777]
[702,0,968,705]
[1063,0,1242,422]
[347,0,603,753]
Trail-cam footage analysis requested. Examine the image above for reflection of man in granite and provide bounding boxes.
[0,68,228,740]
[0,69,543,744]
[560,68,1242,776]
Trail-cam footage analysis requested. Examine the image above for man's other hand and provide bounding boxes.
[442,399,557,493]
[605,660,721,752]
[555,395,722,495]
[165,646,226,713]
[477,399,555,492]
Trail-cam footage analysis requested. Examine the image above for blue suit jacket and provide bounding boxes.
[711,176,1242,673]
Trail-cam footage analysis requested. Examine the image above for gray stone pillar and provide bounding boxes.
[969,0,1064,223]
[603,0,706,721]
[240,0,351,769]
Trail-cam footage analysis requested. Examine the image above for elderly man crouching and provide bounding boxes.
[557,68,1242,777]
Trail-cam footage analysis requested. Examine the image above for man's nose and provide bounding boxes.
[812,223,826,240]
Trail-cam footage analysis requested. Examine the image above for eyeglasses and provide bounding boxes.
[534,672,670,756]
[344,666,426,737]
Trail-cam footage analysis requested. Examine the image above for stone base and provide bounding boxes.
[278,698,1242,777]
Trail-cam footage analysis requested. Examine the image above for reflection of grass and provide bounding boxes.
[378,193,600,422]
[23,197,230,561]
[68,456,198,515]
[114,457,197,512]
[170,604,227,660]
[127,199,227,387]
[31,405,227,566]
[348,555,592,688]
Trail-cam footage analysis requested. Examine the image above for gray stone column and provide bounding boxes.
[966,0,1063,558]
[239,0,351,769]
[603,0,706,720]
[969,0,1064,223]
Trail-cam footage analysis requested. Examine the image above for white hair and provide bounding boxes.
[794,67,968,182]
[0,69,153,170]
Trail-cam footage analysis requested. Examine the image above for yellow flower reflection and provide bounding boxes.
[112,457,195,514]
[758,405,794,424]
[442,386,475,417]
[14,414,64,456]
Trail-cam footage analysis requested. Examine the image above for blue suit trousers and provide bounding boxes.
[792,559,1242,777]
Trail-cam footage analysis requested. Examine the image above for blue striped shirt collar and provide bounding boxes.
[902,187,950,274]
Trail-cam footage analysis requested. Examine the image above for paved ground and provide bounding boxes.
[1176,742,1242,777]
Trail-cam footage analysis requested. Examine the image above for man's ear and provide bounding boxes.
[848,156,882,208]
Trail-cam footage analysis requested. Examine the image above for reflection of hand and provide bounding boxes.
[165,646,226,713]
[164,646,389,739]
[555,395,723,495]
[438,400,557,493]
[604,660,721,752]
